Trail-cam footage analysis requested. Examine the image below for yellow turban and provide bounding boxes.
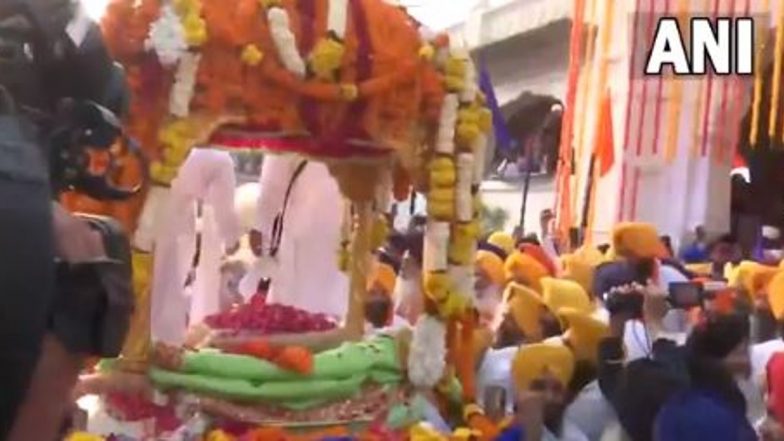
[611,222,666,260]
[559,307,610,363]
[561,246,604,295]
[512,342,575,393]
[504,283,545,341]
[541,277,593,318]
[488,232,516,255]
[768,271,784,320]
[505,251,550,293]
[475,250,505,287]
[368,262,397,297]
[730,261,778,299]
[685,263,713,277]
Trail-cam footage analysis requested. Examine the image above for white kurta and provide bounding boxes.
[255,155,348,319]
[150,149,241,345]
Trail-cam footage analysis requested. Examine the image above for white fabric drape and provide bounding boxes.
[251,155,349,319]
[150,148,240,345]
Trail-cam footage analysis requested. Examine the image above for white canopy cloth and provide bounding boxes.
[150,148,241,345]
[246,154,349,319]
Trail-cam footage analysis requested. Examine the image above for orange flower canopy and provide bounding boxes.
[101,0,444,165]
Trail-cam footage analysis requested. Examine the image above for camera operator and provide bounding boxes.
[0,1,125,439]
[597,282,754,441]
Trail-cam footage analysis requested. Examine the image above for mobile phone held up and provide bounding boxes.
[668,282,704,309]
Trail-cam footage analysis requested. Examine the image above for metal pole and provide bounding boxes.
[519,137,535,233]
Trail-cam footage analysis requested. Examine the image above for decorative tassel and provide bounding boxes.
[573,0,615,221]
[691,73,708,157]
[573,0,599,180]
[634,0,658,159]
[618,0,645,222]
[715,0,737,164]
[770,0,784,141]
[630,0,658,221]
[664,0,691,164]
[728,0,753,161]
[750,0,772,147]
[555,0,587,236]
[699,0,721,158]
[649,0,670,157]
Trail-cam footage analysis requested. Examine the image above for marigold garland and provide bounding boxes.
[770,2,784,140]
[750,0,772,147]
[93,5,495,435]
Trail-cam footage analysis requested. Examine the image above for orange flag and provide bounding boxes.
[593,90,616,177]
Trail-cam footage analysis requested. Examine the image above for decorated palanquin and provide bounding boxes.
[72,0,499,438]
[98,0,450,208]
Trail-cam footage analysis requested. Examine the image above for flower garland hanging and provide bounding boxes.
[408,315,448,389]
[145,4,188,66]
[169,52,201,117]
[173,0,208,47]
[261,0,350,81]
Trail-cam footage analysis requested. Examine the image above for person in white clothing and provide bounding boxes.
[249,155,348,319]
[150,148,242,345]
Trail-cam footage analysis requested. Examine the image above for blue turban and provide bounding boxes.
[654,390,756,441]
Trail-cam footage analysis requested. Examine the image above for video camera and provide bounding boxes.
[0,1,146,357]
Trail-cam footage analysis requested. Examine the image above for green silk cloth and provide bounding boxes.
[149,335,402,409]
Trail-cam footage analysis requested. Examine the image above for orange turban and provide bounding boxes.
[504,251,550,293]
[611,222,667,260]
[511,342,575,393]
[367,262,397,297]
[504,283,545,341]
[475,250,505,287]
[488,232,516,256]
[519,243,557,276]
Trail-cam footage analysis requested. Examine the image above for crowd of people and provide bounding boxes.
[363,216,784,440]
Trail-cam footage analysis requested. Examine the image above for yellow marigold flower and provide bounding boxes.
[259,0,282,9]
[308,37,345,81]
[425,272,451,302]
[456,122,481,147]
[437,291,469,318]
[337,246,350,272]
[444,56,467,79]
[370,216,389,250]
[453,428,482,440]
[478,107,493,132]
[183,14,208,46]
[205,430,235,441]
[418,44,435,61]
[444,75,465,93]
[339,84,359,101]
[410,423,447,441]
[463,403,484,420]
[162,145,190,166]
[65,433,105,441]
[241,44,264,66]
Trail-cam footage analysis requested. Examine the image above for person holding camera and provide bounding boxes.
[0,0,132,438]
[597,280,754,441]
